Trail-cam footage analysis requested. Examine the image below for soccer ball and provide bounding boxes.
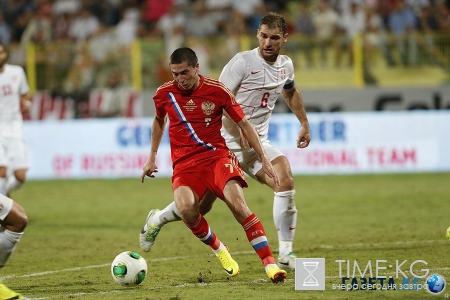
[111,251,147,286]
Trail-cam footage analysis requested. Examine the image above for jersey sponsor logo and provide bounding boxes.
[251,70,261,75]
[201,100,215,115]
[184,99,197,112]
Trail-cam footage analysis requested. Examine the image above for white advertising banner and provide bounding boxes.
[23,111,450,180]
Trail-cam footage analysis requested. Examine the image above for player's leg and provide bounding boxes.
[139,191,217,252]
[255,154,297,269]
[0,166,6,196]
[241,144,298,269]
[5,136,28,197]
[221,180,286,283]
[0,142,7,195]
[5,168,27,197]
[0,194,28,299]
[174,184,239,277]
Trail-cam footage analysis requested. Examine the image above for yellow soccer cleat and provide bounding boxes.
[216,248,239,277]
[0,281,23,300]
[446,226,450,239]
[266,265,287,284]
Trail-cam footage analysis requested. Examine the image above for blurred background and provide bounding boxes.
[2,0,449,179]
[2,0,449,118]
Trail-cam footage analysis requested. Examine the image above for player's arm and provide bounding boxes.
[20,92,32,114]
[283,85,311,148]
[141,114,167,182]
[236,118,280,186]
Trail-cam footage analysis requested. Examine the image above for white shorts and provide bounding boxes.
[0,194,13,221]
[0,135,29,171]
[232,141,284,181]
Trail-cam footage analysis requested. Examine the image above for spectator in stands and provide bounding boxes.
[20,7,52,46]
[52,0,81,16]
[293,2,316,69]
[232,0,264,29]
[154,5,186,59]
[363,6,395,68]
[96,71,128,118]
[52,12,72,41]
[335,1,366,68]
[142,0,173,32]
[115,7,140,46]
[185,1,219,38]
[0,11,11,45]
[437,1,450,31]
[68,6,99,42]
[387,0,418,66]
[313,0,340,68]
[10,8,33,43]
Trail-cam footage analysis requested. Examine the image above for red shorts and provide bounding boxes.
[172,149,247,200]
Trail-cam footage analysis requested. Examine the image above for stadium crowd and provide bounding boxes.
[0,0,449,48]
[1,0,449,118]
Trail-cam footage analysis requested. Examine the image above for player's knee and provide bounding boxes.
[14,172,26,183]
[16,211,28,232]
[0,167,6,178]
[274,190,297,211]
[10,204,28,232]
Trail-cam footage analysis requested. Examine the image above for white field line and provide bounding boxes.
[3,239,449,299]
[3,238,448,281]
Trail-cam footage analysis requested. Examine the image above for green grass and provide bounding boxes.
[3,173,450,299]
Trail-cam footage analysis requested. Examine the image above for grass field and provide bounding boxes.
[2,173,450,299]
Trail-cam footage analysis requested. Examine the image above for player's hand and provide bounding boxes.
[261,156,280,186]
[20,100,31,114]
[297,126,311,148]
[141,159,158,182]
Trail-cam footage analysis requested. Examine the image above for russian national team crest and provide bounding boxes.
[202,101,215,115]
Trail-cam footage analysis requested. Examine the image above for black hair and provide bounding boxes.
[169,47,198,67]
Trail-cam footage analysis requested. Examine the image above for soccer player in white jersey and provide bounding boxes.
[0,42,32,198]
[0,42,30,300]
[140,12,311,270]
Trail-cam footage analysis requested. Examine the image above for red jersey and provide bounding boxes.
[153,75,245,168]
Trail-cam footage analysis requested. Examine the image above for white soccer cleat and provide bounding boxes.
[139,209,161,252]
[278,252,297,269]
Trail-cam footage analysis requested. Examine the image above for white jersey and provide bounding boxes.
[0,64,29,137]
[219,48,295,149]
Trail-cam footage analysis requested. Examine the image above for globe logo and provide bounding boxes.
[426,274,445,294]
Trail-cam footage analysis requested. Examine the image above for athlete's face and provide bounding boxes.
[256,24,287,63]
[170,61,200,91]
[0,45,7,69]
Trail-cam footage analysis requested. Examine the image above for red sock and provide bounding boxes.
[241,213,275,266]
[184,214,221,250]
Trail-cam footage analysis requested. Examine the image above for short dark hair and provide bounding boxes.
[169,47,198,67]
[259,12,287,35]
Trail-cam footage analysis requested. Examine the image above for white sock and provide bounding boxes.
[153,201,181,228]
[273,190,297,257]
[0,230,23,269]
[5,176,22,194]
[0,178,6,196]
[212,242,226,255]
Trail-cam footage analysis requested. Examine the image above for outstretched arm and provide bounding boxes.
[236,118,280,186]
[283,86,311,148]
[141,115,167,182]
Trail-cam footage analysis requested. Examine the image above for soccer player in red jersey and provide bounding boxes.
[141,47,287,283]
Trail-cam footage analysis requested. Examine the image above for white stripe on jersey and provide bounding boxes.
[167,92,216,152]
